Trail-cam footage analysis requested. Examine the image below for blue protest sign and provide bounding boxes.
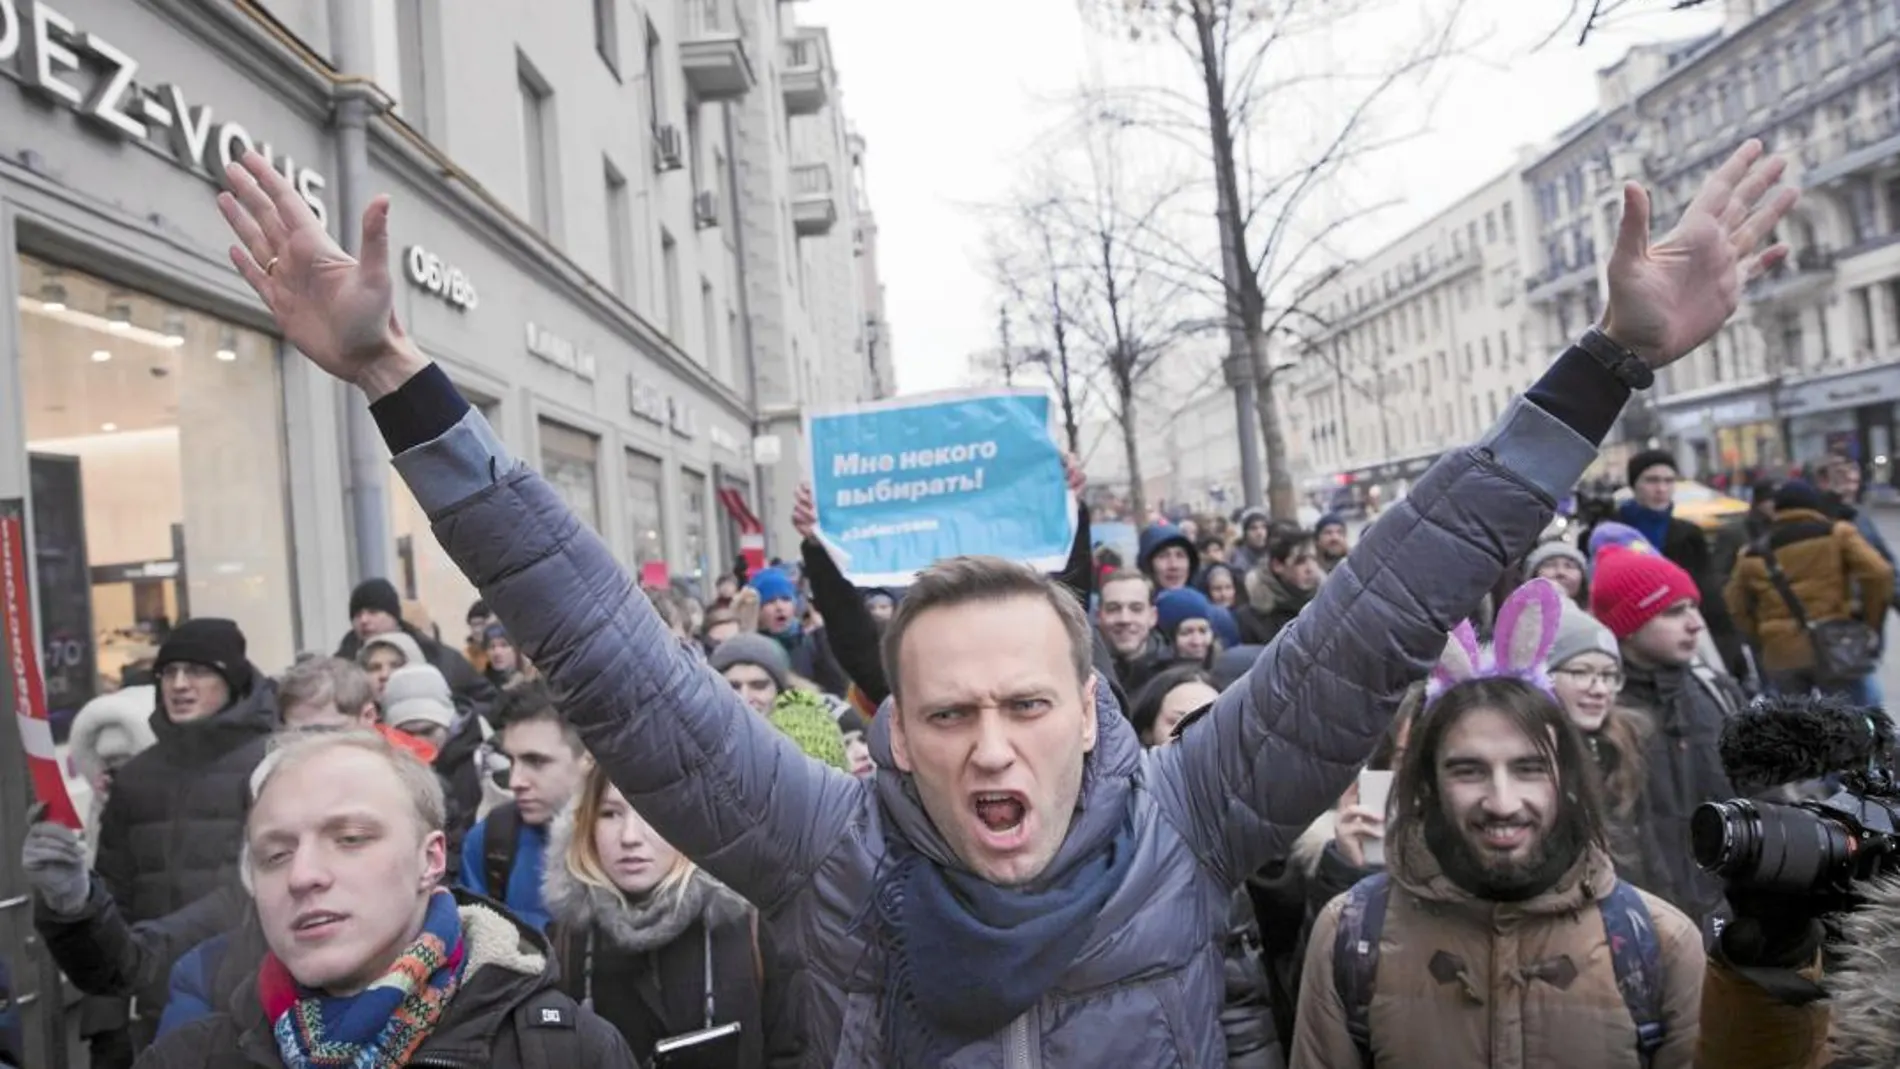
[805,390,1075,585]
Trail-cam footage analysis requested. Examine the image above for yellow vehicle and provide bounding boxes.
[1614,479,1751,533]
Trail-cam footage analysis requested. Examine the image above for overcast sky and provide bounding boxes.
[800,0,1727,397]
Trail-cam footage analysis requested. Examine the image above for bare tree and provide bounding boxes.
[1047,116,1202,526]
[1545,0,1716,47]
[1080,0,1466,520]
[983,209,1090,456]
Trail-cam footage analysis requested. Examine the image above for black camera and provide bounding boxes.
[1693,694,1900,895]
[1692,792,1900,894]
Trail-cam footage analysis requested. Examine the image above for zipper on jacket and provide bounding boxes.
[1007,1007,1038,1069]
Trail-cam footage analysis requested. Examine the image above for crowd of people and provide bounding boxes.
[0,139,1887,1069]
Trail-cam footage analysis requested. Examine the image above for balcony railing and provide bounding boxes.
[680,0,754,101]
[781,36,828,115]
[1746,245,1836,304]
[791,163,837,237]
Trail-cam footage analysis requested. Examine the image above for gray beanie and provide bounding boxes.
[1546,601,1620,670]
[382,664,455,731]
[1523,540,1588,581]
[708,633,791,690]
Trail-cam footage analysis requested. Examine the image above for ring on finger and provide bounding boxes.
[265,256,281,276]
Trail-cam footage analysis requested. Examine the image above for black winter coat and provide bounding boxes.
[1621,660,1740,939]
[132,896,634,1069]
[94,682,276,1007]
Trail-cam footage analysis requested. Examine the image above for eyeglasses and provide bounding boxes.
[1552,667,1623,692]
[158,663,219,683]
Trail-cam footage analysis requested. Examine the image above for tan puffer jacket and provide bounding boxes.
[1292,825,1705,1069]
[1724,508,1893,675]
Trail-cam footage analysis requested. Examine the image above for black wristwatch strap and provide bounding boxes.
[1576,326,1656,390]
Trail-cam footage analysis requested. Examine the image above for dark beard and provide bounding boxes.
[1424,805,1586,903]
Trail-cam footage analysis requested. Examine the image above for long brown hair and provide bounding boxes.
[563,764,695,906]
[1389,678,1611,860]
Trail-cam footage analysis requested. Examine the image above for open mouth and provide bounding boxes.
[972,791,1029,846]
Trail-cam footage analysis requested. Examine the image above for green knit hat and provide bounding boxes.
[768,690,849,772]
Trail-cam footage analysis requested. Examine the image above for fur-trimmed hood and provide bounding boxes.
[1828,874,1900,1066]
[67,686,159,780]
[540,797,750,952]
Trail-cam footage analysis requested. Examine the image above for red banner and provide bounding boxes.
[1,502,82,829]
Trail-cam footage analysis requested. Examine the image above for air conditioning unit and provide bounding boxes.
[694,190,719,229]
[653,124,684,173]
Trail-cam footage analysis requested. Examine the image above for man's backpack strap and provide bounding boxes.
[1331,872,1389,1069]
[483,802,521,900]
[1598,879,1666,1068]
[512,988,583,1066]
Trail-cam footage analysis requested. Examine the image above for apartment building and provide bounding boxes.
[1521,0,1900,486]
[1280,167,1535,503]
[0,0,890,724]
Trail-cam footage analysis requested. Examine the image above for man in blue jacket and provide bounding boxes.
[213,139,1795,1066]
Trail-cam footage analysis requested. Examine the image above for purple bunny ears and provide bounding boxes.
[1426,578,1566,704]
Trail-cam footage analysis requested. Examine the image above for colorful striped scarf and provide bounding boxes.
[258,887,466,1068]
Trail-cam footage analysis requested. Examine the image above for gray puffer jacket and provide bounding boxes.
[391,391,1592,1068]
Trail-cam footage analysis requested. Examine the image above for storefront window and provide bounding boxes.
[624,449,666,566]
[539,419,601,533]
[681,467,708,579]
[16,254,297,713]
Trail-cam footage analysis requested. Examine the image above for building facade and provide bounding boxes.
[1281,166,1535,504]
[1520,0,1900,488]
[0,0,887,731]
[1281,0,1900,498]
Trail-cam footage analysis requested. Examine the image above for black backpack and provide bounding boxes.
[512,987,585,1065]
[483,801,524,900]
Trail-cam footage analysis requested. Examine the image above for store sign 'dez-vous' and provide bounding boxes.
[0,0,331,223]
[405,245,478,312]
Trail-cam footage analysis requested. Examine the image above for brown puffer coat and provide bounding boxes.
[1291,825,1705,1069]
[1724,507,1893,674]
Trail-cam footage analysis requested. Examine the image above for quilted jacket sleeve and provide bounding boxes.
[1150,391,1600,887]
[389,405,866,914]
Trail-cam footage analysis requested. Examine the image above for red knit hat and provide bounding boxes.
[1589,546,1700,640]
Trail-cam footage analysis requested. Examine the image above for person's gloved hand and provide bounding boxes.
[1719,884,1841,976]
[21,818,91,916]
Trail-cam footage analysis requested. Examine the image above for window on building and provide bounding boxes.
[394,0,438,136]
[700,277,717,368]
[624,449,665,567]
[594,0,620,77]
[1501,202,1516,242]
[14,254,300,697]
[681,468,708,576]
[1499,330,1511,364]
[686,100,703,193]
[1467,221,1479,251]
[517,53,556,236]
[1846,2,1867,53]
[1484,211,1497,243]
[644,18,664,134]
[1886,279,1900,347]
[605,158,633,302]
[1481,337,1492,367]
[539,421,601,533]
[661,229,682,338]
[1429,294,1442,330]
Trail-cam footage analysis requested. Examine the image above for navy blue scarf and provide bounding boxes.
[1617,499,1673,556]
[873,817,1137,1066]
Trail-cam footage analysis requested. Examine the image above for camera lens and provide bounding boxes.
[1693,798,1860,894]
[1691,800,1759,876]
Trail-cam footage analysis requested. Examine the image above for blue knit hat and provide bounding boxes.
[747,567,798,605]
[1155,587,1215,639]
[1315,512,1347,534]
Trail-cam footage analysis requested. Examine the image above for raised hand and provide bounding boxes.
[793,483,818,541]
[1061,451,1086,497]
[215,152,422,398]
[1602,138,1798,369]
